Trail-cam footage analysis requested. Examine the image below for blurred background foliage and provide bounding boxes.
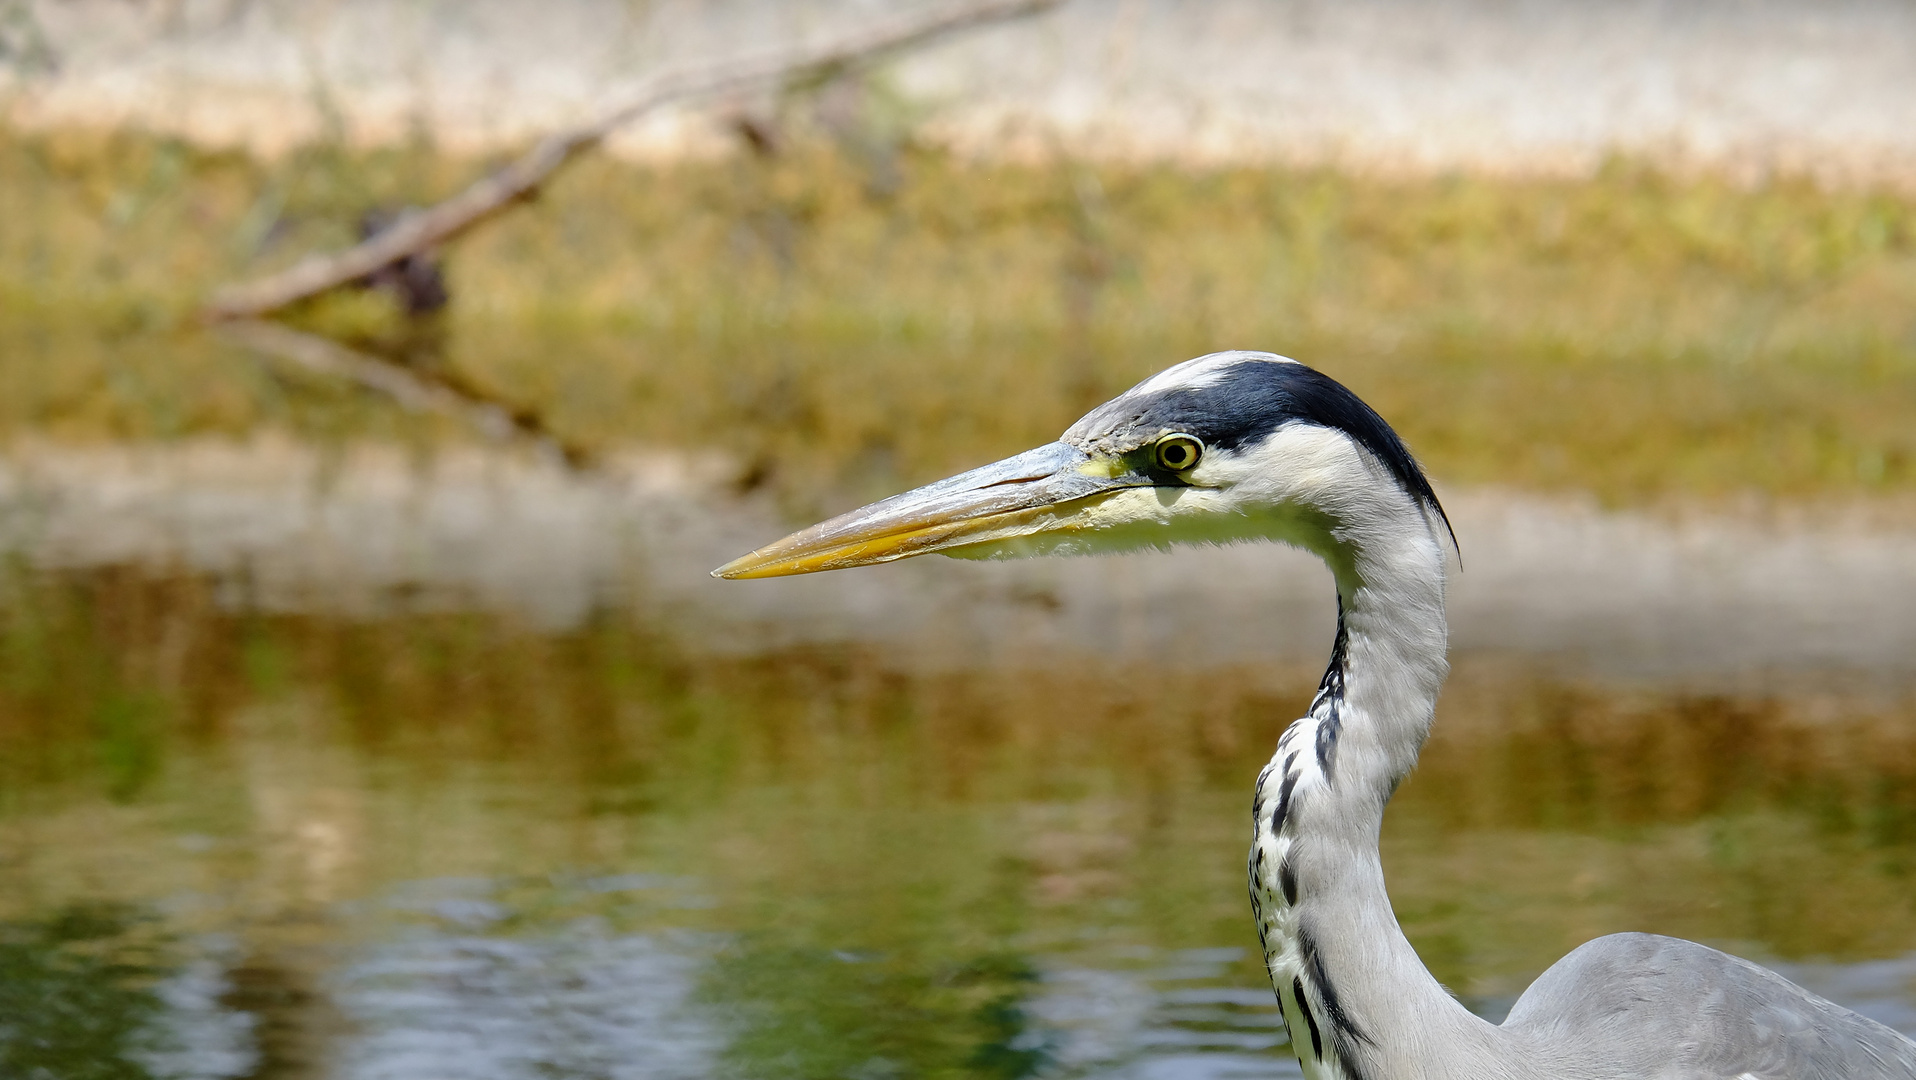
[3,118,1914,508]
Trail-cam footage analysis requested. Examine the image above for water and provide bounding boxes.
[1,444,1914,1079]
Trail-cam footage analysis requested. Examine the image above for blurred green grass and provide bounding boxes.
[2,125,1913,505]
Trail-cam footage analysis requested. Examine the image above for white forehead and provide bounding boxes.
[1126,351,1299,397]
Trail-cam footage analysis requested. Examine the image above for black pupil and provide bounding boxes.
[1163,441,1191,467]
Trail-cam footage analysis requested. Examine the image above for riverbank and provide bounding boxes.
[5,127,1913,505]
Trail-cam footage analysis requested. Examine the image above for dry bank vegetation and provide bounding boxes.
[2,124,1914,507]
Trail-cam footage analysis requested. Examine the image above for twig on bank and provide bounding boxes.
[218,319,591,466]
[202,0,1059,321]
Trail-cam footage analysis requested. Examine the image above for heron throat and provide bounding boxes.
[1246,514,1468,1080]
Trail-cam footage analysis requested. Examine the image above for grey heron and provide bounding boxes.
[714,351,1916,1080]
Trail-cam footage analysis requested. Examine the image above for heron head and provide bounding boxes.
[713,351,1450,580]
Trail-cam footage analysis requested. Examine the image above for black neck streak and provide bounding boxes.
[1300,925,1376,1080]
[1311,598,1349,783]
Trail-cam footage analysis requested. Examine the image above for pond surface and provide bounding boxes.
[1,443,1914,1080]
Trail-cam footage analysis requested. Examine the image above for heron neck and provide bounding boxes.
[1324,522,1450,805]
[1252,517,1511,1079]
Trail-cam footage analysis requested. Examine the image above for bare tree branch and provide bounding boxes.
[218,319,590,465]
[203,0,1059,321]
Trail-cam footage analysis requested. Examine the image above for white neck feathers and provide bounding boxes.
[1246,438,1513,1080]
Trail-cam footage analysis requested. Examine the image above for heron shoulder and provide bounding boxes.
[1503,932,1916,1079]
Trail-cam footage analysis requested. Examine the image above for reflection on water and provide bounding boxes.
[0,543,1913,1076]
[1031,951,1296,1080]
[331,879,720,1080]
[0,904,172,1079]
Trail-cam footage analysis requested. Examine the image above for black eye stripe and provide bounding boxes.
[1071,357,1453,549]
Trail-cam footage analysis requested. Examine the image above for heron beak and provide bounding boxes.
[712,442,1150,579]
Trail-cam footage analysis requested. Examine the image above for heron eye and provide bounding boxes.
[1154,434,1204,472]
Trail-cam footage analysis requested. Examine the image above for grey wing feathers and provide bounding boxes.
[1502,933,1916,1080]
